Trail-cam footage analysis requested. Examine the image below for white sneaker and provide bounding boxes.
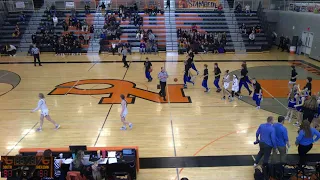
[293,122,299,126]
[36,127,42,132]
[55,124,60,130]
[129,123,133,129]
[256,106,260,109]
[207,88,211,92]
[120,126,127,130]
[285,116,289,120]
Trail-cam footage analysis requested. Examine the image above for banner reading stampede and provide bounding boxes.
[178,0,220,9]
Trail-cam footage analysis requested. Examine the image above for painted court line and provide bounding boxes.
[175,126,258,179]
[94,62,131,147]
[6,122,38,156]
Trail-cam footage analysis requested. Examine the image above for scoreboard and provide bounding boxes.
[1,156,53,178]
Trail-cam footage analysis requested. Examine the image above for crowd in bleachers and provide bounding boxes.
[31,4,93,55]
[144,5,164,16]
[177,25,227,54]
[136,28,158,54]
[99,4,160,54]
[100,13,121,40]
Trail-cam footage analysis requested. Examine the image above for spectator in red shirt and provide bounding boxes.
[191,24,197,32]
[217,4,223,16]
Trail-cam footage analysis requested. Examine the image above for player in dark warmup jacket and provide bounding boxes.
[183,60,194,88]
[187,50,199,75]
[202,64,210,92]
[238,64,252,97]
[288,65,298,90]
[144,57,153,82]
[252,78,262,109]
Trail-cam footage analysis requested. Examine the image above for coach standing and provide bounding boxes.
[31,45,42,66]
[158,67,168,101]
[254,116,277,167]
[271,116,290,164]
[122,47,129,68]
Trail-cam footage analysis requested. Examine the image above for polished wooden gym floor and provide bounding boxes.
[0,48,320,180]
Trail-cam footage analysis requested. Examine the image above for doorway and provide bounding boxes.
[301,31,314,55]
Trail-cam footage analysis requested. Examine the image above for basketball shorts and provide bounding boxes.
[232,86,239,92]
[223,82,230,89]
[41,109,49,116]
[288,102,296,109]
[288,80,296,84]
[121,110,128,118]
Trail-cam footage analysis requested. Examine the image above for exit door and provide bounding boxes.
[301,31,314,55]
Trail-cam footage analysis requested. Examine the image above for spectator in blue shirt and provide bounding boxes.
[296,120,320,166]
[271,116,290,164]
[254,116,277,167]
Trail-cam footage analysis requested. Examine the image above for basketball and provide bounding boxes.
[174,78,178,82]
[149,68,152,72]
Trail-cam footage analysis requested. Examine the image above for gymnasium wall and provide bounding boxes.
[264,10,320,60]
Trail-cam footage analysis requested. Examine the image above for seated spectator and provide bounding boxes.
[217,4,223,15]
[125,43,132,55]
[19,12,26,23]
[72,16,77,26]
[249,31,255,44]
[71,8,76,17]
[111,42,116,55]
[140,41,146,54]
[245,4,251,16]
[136,31,141,39]
[90,25,94,33]
[115,40,121,54]
[70,150,88,171]
[31,33,37,44]
[62,20,68,31]
[100,2,106,12]
[50,4,56,15]
[84,33,90,45]
[255,25,261,33]
[191,24,198,32]
[235,2,242,13]
[52,15,58,27]
[239,23,246,34]
[76,20,82,30]
[12,24,20,37]
[82,19,88,32]
[152,41,158,54]
[85,3,90,14]
[6,44,17,56]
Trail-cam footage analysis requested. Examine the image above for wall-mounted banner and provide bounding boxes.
[178,0,219,9]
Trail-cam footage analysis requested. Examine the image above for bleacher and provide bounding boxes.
[30,10,95,53]
[100,10,166,53]
[0,0,272,54]
[0,11,32,51]
[235,11,269,52]
[175,10,234,52]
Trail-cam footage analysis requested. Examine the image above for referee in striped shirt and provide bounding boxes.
[31,45,42,66]
[158,67,168,101]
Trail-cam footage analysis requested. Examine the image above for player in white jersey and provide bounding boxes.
[222,70,230,100]
[230,75,240,102]
[120,94,133,130]
[31,93,60,131]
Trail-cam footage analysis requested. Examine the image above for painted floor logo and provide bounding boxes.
[49,79,191,104]
[230,64,320,115]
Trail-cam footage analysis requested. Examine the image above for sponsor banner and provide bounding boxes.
[178,0,219,9]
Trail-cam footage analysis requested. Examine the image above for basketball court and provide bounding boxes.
[0,48,320,179]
